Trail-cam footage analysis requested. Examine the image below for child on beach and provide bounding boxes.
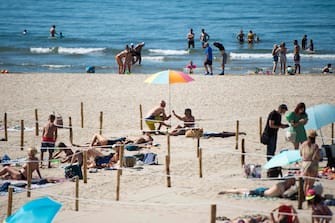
[0,147,42,180]
[186,61,196,74]
[40,114,58,168]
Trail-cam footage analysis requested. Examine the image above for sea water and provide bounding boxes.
[0,0,334,74]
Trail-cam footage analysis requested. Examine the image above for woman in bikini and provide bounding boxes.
[0,147,42,180]
[170,108,195,136]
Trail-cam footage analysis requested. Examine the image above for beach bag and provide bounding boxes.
[185,128,203,138]
[143,153,158,165]
[260,131,270,145]
[266,167,282,178]
[244,164,262,178]
[285,129,296,143]
[65,164,83,179]
[125,144,140,151]
[123,156,137,167]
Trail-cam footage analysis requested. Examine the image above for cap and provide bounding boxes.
[306,189,316,201]
[278,205,292,214]
[307,129,318,138]
[279,104,288,111]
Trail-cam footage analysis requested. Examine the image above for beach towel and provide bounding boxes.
[143,153,157,165]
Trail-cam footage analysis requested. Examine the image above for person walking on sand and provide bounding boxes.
[200,28,210,48]
[293,40,301,74]
[40,114,58,168]
[276,42,288,75]
[203,42,213,75]
[0,147,42,180]
[115,46,128,74]
[272,44,279,74]
[263,104,289,161]
[187,28,195,49]
[286,102,308,150]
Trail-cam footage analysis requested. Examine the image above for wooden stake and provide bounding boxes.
[259,117,262,142]
[69,117,73,145]
[118,145,124,175]
[4,113,8,141]
[165,155,171,187]
[199,148,203,178]
[116,169,121,201]
[7,186,13,217]
[241,138,245,167]
[331,123,334,144]
[81,102,84,128]
[99,111,103,135]
[210,204,217,223]
[75,176,79,211]
[139,104,143,130]
[20,120,24,151]
[235,120,239,150]
[167,133,171,157]
[35,109,39,136]
[298,177,304,209]
[197,137,200,158]
[83,151,87,184]
[27,161,31,197]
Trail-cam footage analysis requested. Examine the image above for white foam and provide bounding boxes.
[30,47,54,54]
[58,47,105,54]
[230,52,335,60]
[148,49,189,55]
[142,56,165,61]
[41,64,72,68]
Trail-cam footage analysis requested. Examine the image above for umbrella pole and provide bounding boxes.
[320,129,325,145]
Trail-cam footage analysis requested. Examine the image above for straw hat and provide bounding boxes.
[307,129,318,138]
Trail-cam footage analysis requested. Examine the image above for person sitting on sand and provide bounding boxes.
[0,147,42,180]
[145,100,171,133]
[218,178,296,198]
[170,108,195,136]
[52,142,74,163]
[125,132,154,145]
[270,205,300,223]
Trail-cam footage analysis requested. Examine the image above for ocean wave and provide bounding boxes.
[41,64,72,68]
[230,52,335,60]
[148,49,189,55]
[30,47,55,54]
[30,47,106,55]
[58,47,105,54]
[142,56,165,61]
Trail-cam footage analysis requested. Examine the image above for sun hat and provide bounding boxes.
[306,189,316,201]
[307,130,318,138]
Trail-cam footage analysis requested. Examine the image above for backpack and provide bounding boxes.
[65,164,83,179]
[143,153,158,165]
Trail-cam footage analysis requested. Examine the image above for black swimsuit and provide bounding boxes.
[19,171,26,180]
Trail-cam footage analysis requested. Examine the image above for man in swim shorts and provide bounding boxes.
[293,40,301,74]
[41,114,58,168]
[187,28,195,49]
[203,42,213,75]
[213,41,227,75]
[145,100,171,132]
[200,28,210,48]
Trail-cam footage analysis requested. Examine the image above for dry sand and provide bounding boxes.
[0,73,334,222]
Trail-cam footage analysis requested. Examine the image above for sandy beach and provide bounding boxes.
[0,73,334,222]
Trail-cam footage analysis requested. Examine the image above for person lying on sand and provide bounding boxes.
[0,147,42,180]
[71,133,126,149]
[218,178,296,197]
[87,145,121,169]
[203,131,246,138]
[52,142,74,163]
[170,108,195,136]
